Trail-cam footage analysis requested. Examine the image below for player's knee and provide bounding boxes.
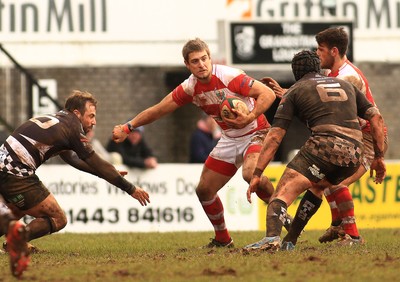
[327,184,347,195]
[48,213,67,233]
[310,186,325,198]
[56,213,68,231]
[242,169,253,183]
[195,185,206,199]
[195,183,218,201]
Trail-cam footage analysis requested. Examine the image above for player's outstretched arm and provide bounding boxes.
[260,77,287,99]
[112,92,180,143]
[60,151,96,174]
[246,175,261,204]
[247,127,286,203]
[61,151,129,177]
[130,187,150,206]
[370,157,386,184]
[367,110,386,184]
[81,153,150,205]
[112,125,128,143]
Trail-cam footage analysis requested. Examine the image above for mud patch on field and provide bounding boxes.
[374,252,400,266]
[306,255,323,261]
[202,267,237,277]
[114,270,130,276]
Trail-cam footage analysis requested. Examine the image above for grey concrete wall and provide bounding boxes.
[0,63,398,162]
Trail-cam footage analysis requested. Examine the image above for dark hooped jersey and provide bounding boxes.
[273,73,374,166]
[0,110,94,177]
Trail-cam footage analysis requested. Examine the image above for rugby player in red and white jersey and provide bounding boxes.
[313,27,388,245]
[113,38,278,248]
[264,27,389,247]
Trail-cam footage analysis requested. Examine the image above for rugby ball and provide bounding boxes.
[219,97,249,119]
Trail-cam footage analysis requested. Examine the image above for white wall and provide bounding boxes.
[32,164,259,233]
[1,0,399,67]
[30,162,400,233]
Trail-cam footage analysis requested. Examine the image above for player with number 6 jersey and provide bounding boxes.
[0,90,149,277]
[244,50,386,252]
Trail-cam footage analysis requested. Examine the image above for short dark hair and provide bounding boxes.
[291,50,321,81]
[315,27,349,57]
[182,38,210,62]
[64,90,97,115]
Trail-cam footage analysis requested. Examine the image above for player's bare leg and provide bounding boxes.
[320,166,366,243]
[22,194,67,242]
[196,166,233,248]
[282,186,323,248]
[243,151,295,231]
[242,152,274,202]
[245,168,314,252]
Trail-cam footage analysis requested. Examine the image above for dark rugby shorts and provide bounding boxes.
[287,149,360,185]
[0,172,50,210]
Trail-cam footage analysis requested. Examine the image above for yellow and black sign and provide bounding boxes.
[258,162,400,230]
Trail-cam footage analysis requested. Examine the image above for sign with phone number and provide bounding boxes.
[259,161,400,230]
[34,164,258,233]
[30,161,400,232]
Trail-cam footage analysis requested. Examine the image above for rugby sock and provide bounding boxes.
[26,217,56,241]
[283,190,322,245]
[333,186,359,238]
[266,198,287,237]
[201,195,231,243]
[324,188,342,226]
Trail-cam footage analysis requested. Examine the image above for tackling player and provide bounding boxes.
[263,27,389,247]
[244,50,386,252]
[0,90,150,277]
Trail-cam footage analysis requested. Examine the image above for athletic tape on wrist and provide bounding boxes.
[374,151,384,158]
[122,123,133,134]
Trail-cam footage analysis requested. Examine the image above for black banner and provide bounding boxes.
[228,21,353,65]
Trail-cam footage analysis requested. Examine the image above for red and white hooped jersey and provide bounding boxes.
[323,59,386,134]
[172,64,269,138]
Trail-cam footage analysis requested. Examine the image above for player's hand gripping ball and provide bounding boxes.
[219,96,249,120]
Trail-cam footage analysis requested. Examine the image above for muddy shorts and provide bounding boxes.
[287,149,360,185]
[0,172,50,210]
